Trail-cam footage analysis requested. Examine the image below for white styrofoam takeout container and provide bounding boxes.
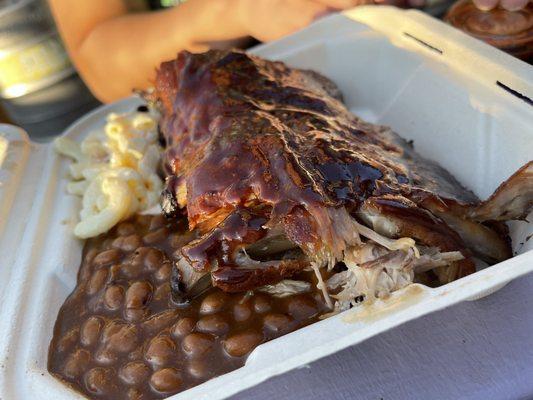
[0,6,532,400]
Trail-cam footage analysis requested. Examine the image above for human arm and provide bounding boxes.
[49,0,361,102]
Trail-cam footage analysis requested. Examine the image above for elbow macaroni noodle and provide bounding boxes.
[55,109,163,238]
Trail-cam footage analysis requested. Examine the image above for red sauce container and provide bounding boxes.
[445,0,533,62]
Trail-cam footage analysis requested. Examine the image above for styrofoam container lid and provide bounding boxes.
[0,6,531,400]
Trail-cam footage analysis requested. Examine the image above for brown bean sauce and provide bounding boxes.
[48,214,327,399]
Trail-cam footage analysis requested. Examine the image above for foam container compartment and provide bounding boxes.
[0,6,532,400]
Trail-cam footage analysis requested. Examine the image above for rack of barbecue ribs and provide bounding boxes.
[152,50,532,310]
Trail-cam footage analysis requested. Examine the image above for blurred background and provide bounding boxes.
[0,0,530,141]
[0,0,98,140]
[0,0,189,140]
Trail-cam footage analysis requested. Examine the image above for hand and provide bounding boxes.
[472,0,530,11]
[236,0,332,42]
[315,0,426,9]
[236,0,381,42]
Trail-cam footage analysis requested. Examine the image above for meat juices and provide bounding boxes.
[48,215,327,400]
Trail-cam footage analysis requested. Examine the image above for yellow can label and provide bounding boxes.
[0,36,72,97]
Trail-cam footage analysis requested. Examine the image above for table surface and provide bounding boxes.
[232,272,533,400]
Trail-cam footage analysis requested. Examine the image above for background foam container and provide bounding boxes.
[0,6,531,400]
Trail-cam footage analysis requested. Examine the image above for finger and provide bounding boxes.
[472,0,499,10]
[500,0,529,11]
[313,8,337,19]
[313,0,363,8]
[255,0,329,42]
[280,0,330,29]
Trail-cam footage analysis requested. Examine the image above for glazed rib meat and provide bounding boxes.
[153,50,532,309]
